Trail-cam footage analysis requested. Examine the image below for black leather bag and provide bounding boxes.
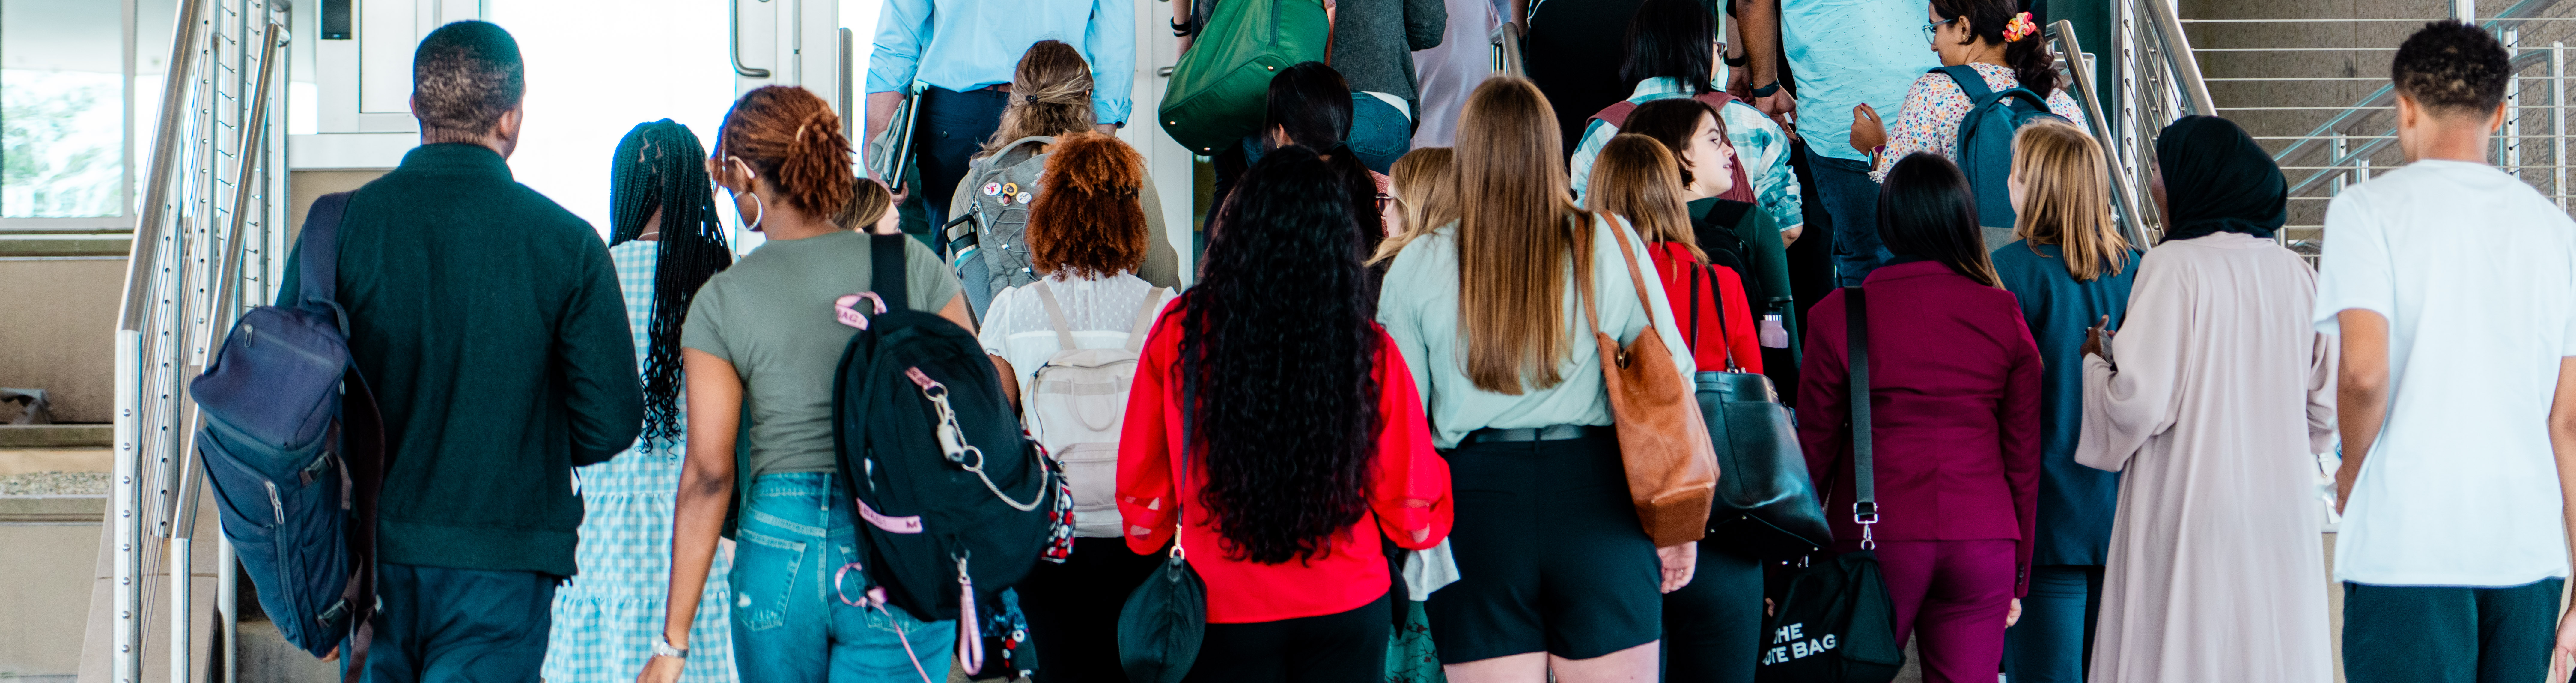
[1686,261,1831,560]
[1754,286,1903,683]
[1117,381,1207,683]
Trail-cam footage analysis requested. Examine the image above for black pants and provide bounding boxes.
[2344,579,2564,683]
[1022,537,1166,683]
[913,86,1012,235]
[1186,592,1393,683]
[341,563,556,683]
[1663,541,1764,683]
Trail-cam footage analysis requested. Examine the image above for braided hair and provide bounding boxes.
[608,119,734,453]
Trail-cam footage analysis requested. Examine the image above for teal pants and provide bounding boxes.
[2343,578,2563,683]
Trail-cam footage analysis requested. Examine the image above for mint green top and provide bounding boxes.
[1376,214,1696,449]
[681,230,962,477]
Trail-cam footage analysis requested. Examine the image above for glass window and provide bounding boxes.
[3,0,128,219]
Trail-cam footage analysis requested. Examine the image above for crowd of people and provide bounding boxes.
[267,2,2576,683]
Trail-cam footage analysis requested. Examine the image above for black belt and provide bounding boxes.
[1462,424,1613,445]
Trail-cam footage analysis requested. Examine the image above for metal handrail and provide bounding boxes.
[2137,0,2217,116]
[2269,0,2557,170]
[729,0,772,78]
[2050,21,2156,246]
[118,0,209,333]
[1491,20,1525,81]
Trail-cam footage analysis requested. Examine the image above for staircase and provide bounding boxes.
[86,0,290,680]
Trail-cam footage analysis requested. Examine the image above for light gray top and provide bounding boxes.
[1377,214,1694,449]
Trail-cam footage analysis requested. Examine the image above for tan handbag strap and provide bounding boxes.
[1577,213,1663,345]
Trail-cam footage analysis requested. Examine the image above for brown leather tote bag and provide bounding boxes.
[1578,214,1721,547]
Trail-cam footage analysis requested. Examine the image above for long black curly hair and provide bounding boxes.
[1178,145,1382,565]
[607,119,733,453]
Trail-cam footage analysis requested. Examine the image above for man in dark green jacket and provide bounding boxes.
[275,22,639,682]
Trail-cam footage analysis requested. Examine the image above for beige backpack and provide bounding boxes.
[1025,280,1171,538]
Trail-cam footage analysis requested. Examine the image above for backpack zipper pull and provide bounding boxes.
[264,480,285,524]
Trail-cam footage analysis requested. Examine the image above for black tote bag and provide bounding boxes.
[1687,261,1833,560]
[1754,286,1903,683]
[1118,377,1208,683]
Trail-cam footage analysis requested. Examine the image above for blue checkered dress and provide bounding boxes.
[543,240,739,683]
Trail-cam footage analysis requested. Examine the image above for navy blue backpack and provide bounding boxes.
[1937,64,2066,231]
[188,191,389,673]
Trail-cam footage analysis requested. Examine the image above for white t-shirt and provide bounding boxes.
[2314,159,2576,587]
[976,272,1175,398]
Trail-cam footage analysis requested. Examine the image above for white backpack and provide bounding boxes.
[1024,280,1171,538]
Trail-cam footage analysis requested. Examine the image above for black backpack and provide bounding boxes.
[834,233,1064,626]
[1937,64,2067,232]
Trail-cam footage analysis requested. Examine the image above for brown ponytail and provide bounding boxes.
[718,85,855,220]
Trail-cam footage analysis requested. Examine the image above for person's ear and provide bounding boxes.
[2394,93,2420,131]
[2490,100,2510,133]
[490,106,526,158]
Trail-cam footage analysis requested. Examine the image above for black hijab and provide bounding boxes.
[2154,115,2288,242]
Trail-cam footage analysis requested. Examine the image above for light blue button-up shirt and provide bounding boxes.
[867,0,1136,125]
[1782,0,1938,163]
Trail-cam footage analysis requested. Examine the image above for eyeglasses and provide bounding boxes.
[1921,17,1959,43]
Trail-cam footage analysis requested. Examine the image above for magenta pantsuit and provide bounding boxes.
[1796,261,2044,683]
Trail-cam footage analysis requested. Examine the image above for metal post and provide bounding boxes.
[2333,133,2349,196]
[170,537,191,683]
[2457,0,2479,21]
[2508,28,2523,171]
[2557,43,2566,208]
[218,535,237,683]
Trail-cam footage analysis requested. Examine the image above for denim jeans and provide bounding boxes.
[1803,147,1888,287]
[731,472,956,683]
[2002,565,2103,683]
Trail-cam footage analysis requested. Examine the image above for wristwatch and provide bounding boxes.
[652,637,689,660]
[1749,81,1782,98]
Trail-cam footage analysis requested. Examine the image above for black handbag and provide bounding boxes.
[1687,261,1833,560]
[1754,286,1904,683]
[1117,381,1208,683]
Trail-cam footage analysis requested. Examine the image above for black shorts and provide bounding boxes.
[1425,431,1663,662]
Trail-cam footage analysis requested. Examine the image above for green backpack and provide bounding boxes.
[1157,0,1330,154]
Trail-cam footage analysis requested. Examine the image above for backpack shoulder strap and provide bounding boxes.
[299,191,355,309]
[1693,91,1742,111]
[1590,100,1641,129]
[1125,287,1172,353]
[871,233,911,309]
[1844,286,1879,535]
[1934,64,1996,104]
[1032,279,1080,350]
[996,136,1056,168]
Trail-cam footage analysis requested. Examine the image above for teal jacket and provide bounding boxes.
[278,144,640,576]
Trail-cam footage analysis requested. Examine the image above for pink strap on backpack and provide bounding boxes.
[1590,92,1759,204]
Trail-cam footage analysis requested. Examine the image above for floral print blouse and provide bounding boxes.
[1870,62,2088,182]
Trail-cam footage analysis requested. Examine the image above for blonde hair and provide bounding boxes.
[979,40,1095,157]
[1584,135,1701,262]
[1369,147,1458,266]
[837,176,894,230]
[2010,121,2129,281]
[1455,77,1588,394]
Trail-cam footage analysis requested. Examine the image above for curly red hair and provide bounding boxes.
[1027,132,1150,279]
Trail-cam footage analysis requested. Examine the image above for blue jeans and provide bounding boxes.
[731,472,956,683]
[2002,565,2103,683]
[1803,148,1888,287]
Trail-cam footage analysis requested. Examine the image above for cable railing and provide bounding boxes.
[2101,0,2219,246]
[2049,20,2155,247]
[106,0,288,679]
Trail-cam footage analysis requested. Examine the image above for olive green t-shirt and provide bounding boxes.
[681,230,963,477]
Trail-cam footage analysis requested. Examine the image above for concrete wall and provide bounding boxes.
[0,260,124,425]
